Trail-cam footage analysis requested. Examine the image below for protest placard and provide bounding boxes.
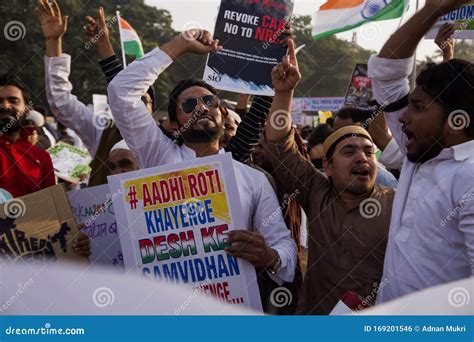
[203,0,294,96]
[0,185,86,263]
[425,2,474,39]
[344,63,373,110]
[68,184,124,268]
[108,153,262,311]
[48,143,92,184]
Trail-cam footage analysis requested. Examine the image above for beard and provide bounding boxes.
[181,125,221,143]
[406,140,444,163]
[0,108,26,134]
[178,111,223,144]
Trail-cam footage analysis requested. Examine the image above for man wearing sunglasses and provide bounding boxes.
[108,29,297,292]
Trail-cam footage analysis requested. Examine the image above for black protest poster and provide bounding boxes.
[344,63,374,110]
[204,0,294,95]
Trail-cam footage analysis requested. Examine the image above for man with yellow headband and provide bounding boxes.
[262,39,395,314]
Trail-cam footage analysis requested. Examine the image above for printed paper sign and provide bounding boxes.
[426,2,474,39]
[204,0,294,95]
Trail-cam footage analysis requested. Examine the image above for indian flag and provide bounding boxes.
[313,0,408,40]
[117,12,144,60]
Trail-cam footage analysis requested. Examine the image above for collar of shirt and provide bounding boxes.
[422,140,474,164]
[181,143,226,158]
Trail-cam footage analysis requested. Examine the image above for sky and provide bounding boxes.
[145,0,439,61]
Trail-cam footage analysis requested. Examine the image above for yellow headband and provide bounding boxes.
[323,125,373,157]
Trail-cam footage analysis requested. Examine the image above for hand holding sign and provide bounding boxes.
[226,230,279,269]
[271,39,301,93]
[72,231,91,258]
[435,23,455,61]
[161,29,223,60]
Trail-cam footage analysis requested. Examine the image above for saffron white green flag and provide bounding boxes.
[312,0,407,40]
[117,13,144,59]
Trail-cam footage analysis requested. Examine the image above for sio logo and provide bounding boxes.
[207,74,222,82]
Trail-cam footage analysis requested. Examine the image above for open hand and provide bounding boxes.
[35,0,68,41]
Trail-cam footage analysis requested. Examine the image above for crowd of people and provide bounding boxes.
[0,0,473,314]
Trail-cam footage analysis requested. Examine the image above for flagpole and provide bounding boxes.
[117,11,127,68]
[410,0,419,89]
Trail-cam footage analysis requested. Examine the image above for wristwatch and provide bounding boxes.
[267,253,282,275]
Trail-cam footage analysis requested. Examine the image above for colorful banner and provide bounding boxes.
[292,97,345,112]
[107,153,262,312]
[312,0,406,40]
[68,184,124,269]
[0,185,86,263]
[426,2,474,39]
[344,63,373,110]
[203,0,294,96]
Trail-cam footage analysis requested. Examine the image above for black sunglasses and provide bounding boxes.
[179,95,220,114]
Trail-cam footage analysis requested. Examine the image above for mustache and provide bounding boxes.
[0,108,16,116]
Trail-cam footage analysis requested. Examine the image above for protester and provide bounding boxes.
[262,40,395,314]
[220,108,241,149]
[37,1,155,186]
[107,140,139,175]
[305,123,332,170]
[107,29,297,295]
[333,107,399,186]
[0,74,56,198]
[368,0,474,303]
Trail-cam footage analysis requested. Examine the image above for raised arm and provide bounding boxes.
[378,0,466,59]
[369,0,467,155]
[263,39,328,212]
[265,39,300,142]
[37,0,101,155]
[107,29,222,168]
